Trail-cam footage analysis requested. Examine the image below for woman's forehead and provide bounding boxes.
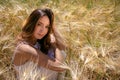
[37,16,50,25]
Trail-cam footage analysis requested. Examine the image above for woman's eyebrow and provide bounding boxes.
[46,24,50,27]
[38,21,50,26]
[38,21,43,24]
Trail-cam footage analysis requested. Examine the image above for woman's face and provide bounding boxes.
[33,15,50,40]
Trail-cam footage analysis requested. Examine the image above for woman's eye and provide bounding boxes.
[37,23,41,26]
[46,26,50,28]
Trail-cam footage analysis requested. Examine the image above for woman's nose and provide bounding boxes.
[39,26,45,33]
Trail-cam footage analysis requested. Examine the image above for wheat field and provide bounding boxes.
[0,0,120,80]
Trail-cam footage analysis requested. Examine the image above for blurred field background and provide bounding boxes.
[0,0,120,80]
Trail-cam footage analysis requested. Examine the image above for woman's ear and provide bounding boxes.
[50,34,56,43]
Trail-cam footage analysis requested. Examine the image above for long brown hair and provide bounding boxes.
[17,8,66,54]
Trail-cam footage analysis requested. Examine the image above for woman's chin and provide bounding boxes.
[37,36,43,40]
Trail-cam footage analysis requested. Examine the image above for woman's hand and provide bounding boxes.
[50,34,56,43]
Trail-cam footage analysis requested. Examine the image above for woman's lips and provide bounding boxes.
[38,33,44,37]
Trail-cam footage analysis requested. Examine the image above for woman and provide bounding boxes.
[12,8,66,80]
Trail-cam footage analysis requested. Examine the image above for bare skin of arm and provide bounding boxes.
[13,43,65,72]
[55,48,66,63]
[50,33,66,62]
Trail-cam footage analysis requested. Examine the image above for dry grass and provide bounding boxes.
[0,0,120,80]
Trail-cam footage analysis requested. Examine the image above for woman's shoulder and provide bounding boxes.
[15,41,37,56]
[13,41,38,66]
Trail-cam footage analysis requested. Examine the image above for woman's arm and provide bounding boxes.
[52,28,66,50]
[50,33,66,63]
[55,48,66,63]
[13,43,65,72]
[55,48,67,80]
